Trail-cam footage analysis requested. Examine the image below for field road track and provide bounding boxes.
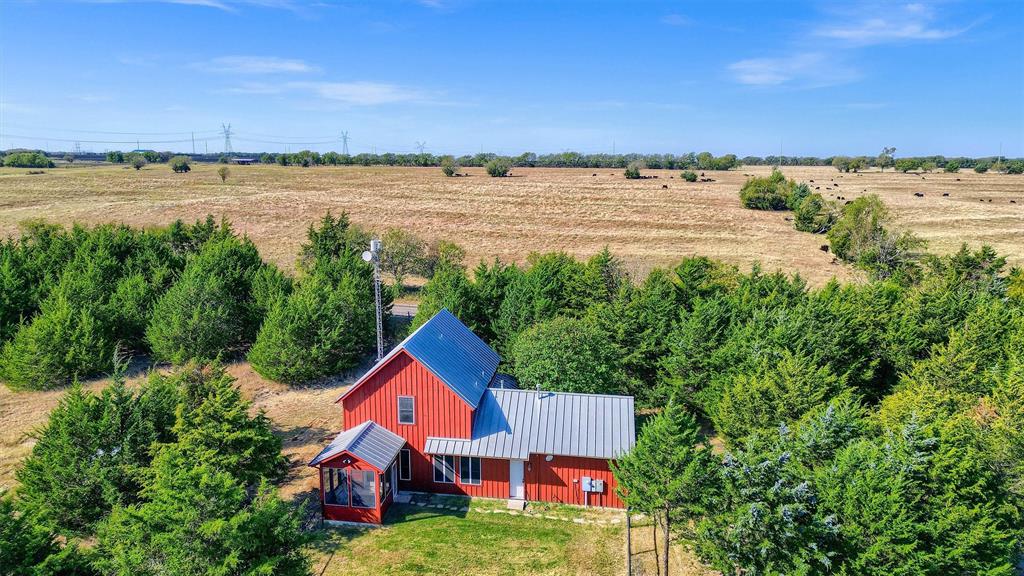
[393,303,418,319]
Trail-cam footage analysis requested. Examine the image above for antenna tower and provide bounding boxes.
[415,141,427,154]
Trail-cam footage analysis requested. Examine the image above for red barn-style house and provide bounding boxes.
[309,309,636,524]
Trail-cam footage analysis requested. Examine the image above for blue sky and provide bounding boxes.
[2,0,1022,156]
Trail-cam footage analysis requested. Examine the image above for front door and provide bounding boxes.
[509,460,525,499]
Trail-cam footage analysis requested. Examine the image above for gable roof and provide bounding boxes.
[339,309,499,410]
[308,420,406,471]
[424,388,635,461]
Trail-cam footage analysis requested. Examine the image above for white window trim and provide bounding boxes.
[433,455,455,484]
[397,396,415,425]
[459,456,482,486]
[399,449,412,481]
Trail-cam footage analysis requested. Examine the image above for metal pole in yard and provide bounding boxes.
[363,239,384,361]
[625,507,632,576]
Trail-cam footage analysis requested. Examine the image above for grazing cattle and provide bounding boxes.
[592,173,597,176]
[845,200,853,205]
[809,179,814,183]
[700,172,705,177]
[1011,200,1017,204]
[662,184,668,189]
[815,186,820,190]
[914,192,924,197]
[834,182,840,187]
[820,245,829,253]
[942,193,950,197]
[956,178,961,181]
[784,216,792,221]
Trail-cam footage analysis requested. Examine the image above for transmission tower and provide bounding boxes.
[221,123,233,154]
[341,131,349,155]
[415,141,426,154]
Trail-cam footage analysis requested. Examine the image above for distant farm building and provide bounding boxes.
[309,309,636,525]
[233,158,255,165]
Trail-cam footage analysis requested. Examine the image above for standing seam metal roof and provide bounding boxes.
[339,309,499,409]
[423,388,635,460]
[308,420,407,471]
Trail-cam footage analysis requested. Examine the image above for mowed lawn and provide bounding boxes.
[313,503,623,576]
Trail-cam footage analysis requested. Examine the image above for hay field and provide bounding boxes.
[1,163,1022,284]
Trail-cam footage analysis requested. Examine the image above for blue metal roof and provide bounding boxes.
[401,309,499,409]
[308,420,406,471]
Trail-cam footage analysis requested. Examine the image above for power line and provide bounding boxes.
[1,133,219,145]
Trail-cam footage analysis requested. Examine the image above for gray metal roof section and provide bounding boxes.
[424,388,635,460]
[338,309,498,409]
[308,420,406,471]
[402,309,499,409]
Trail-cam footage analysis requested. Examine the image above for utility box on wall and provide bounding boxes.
[580,476,604,493]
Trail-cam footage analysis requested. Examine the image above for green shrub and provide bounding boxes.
[793,193,839,233]
[827,194,925,279]
[509,315,627,395]
[895,158,922,173]
[624,161,643,179]
[944,161,961,173]
[739,170,793,210]
[485,158,511,177]
[130,155,146,170]
[2,151,54,168]
[169,155,191,173]
[440,156,458,177]
[682,170,698,182]
[974,161,991,174]
[145,237,266,364]
[1005,160,1024,174]
[248,264,375,384]
[106,151,125,164]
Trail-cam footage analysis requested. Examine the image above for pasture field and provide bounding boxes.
[1,163,1021,285]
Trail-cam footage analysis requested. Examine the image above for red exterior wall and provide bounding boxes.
[316,451,393,524]
[341,350,475,495]
[418,456,510,499]
[527,454,623,509]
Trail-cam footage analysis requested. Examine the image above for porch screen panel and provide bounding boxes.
[324,468,349,506]
[351,470,376,509]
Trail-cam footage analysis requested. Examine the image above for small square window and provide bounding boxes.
[398,396,415,425]
[460,457,481,485]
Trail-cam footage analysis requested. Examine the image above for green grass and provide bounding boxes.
[310,502,623,576]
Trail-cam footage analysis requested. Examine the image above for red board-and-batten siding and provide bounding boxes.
[340,349,625,508]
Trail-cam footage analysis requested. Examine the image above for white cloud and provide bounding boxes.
[79,0,300,12]
[813,3,975,45]
[661,14,691,27]
[221,80,435,106]
[728,52,860,88]
[195,56,317,74]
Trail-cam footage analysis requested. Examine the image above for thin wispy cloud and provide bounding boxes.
[814,3,977,45]
[661,14,692,27]
[194,56,317,74]
[221,80,437,106]
[728,52,860,88]
[80,0,300,12]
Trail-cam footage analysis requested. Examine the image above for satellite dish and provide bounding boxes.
[362,251,373,262]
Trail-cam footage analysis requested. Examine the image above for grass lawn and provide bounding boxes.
[310,502,623,576]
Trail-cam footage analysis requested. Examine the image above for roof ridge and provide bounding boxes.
[490,387,635,401]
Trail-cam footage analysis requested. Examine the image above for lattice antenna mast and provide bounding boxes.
[341,131,349,156]
[362,239,384,360]
[221,123,233,154]
[415,141,426,154]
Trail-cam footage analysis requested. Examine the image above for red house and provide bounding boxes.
[309,309,636,525]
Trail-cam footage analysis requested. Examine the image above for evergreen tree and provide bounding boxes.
[612,401,720,575]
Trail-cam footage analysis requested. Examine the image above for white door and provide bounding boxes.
[509,460,525,499]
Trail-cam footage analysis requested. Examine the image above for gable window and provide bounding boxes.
[350,470,376,509]
[433,455,455,483]
[323,468,349,506]
[459,456,481,485]
[399,449,412,481]
[397,396,415,425]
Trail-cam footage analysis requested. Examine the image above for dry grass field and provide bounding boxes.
[1,163,1021,285]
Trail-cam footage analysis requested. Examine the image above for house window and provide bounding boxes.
[399,449,412,481]
[323,468,349,506]
[460,457,481,485]
[350,470,376,509]
[397,396,415,424]
[433,455,455,483]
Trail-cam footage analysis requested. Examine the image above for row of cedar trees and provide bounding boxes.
[0,212,388,390]
[411,244,1024,575]
[3,359,311,574]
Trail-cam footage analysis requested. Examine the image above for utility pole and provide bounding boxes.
[192,132,195,155]
[341,131,349,155]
